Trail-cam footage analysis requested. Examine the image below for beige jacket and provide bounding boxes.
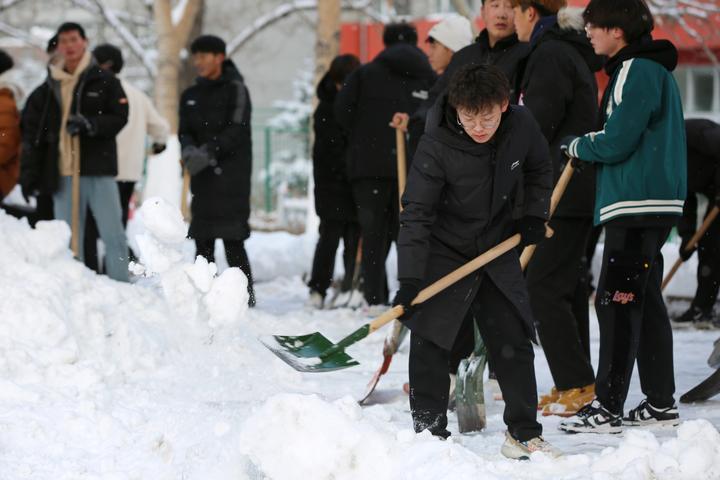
[116,79,170,182]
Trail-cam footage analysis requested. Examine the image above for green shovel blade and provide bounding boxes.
[260,334,360,373]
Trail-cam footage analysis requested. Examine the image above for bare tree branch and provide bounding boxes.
[0,19,45,49]
[0,0,26,11]
[227,0,385,56]
[677,15,719,64]
[70,0,152,26]
[91,0,157,76]
[173,0,202,47]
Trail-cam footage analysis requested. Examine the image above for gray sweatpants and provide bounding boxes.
[53,176,129,282]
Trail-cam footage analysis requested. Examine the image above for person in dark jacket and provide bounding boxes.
[334,23,436,307]
[307,54,361,308]
[513,0,603,417]
[392,64,557,459]
[675,119,720,328]
[560,0,686,434]
[179,35,255,307]
[19,23,130,282]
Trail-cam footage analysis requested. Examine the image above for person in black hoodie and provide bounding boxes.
[513,0,603,417]
[307,54,361,308]
[334,23,436,307]
[675,119,720,328]
[179,35,255,307]
[393,64,557,459]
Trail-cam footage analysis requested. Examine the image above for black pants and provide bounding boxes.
[1,193,54,226]
[308,218,360,296]
[84,181,135,273]
[595,225,675,414]
[352,179,399,305]
[195,238,256,307]
[527,217,595,390]
[692,204,720,312]
[409,276,541,441]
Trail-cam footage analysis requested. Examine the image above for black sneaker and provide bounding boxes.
[559,400,622,434]
[674,306,716,329]
[624,399,680,427]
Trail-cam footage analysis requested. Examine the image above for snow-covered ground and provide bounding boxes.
[1,201,719,480]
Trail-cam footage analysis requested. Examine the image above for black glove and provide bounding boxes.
[679,236,695,262]
[21,184,34,203]
[392,281,420,320]
[181,145,212,176]
[152,143,167,155]
[66,114,95,136]
[516,215,547,247]
[560,135,579,158]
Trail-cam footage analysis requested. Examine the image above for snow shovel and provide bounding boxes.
[70,136,81,258]
[181,169,191,222]
[359,117,411,401]
[680,367,720,403]
[662,206,720,291]
[260,230,549,373]
[455,159,577,433]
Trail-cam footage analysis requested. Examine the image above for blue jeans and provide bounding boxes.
[53,176,129,282]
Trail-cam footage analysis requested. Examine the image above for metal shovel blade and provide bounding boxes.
[260,333,360,373]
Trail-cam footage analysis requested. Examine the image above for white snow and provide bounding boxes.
[1,202,719,480]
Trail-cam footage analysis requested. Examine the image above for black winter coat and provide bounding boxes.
[407,30,530,166]
[398,96,553,350]
[518,10,603,218]
[19,65,128,194]
[334,43,436,181]
[179,60,253,240]
[678,119,720,238]
[312,73,355,221]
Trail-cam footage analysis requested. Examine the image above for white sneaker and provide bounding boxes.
[306,291,324,310]
[501,431,562,460]
[559,400,623,434]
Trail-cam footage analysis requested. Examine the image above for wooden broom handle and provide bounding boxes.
[395,124,408,212]
[70,136,81,258]
[662,205,720,291]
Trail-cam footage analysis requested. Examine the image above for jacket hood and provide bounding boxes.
[316,72,337,103]
[198,59,244,85]
[476,29,520,52]
[604,36,678,75]
[534,8,604,72]
[375,43,435,79]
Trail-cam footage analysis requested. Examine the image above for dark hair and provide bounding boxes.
[448,64,510,114]
[327,54,361,85]
[383,22,418,46]
[93,44,124,74]
[0,49,13,75]
[56,22,86,40]
[46,34,58,54]
[583,0,654,44]
[190,35,226,55]
[511,0,566,16]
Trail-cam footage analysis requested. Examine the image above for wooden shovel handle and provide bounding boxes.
[662,205,720,291]
[369,232,529,333]
[181,169,191,221]
[520,160,576,269]
[70,136,81,258]
[395,127,407,212]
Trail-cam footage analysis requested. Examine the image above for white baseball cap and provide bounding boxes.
[427,14,473,53]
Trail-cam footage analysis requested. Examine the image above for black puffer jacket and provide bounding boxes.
[334,43,436,181]
[312,73,355,220]
[407,30,530,166]
[179,60,252,240]
[398,95,553,350]
[518,8,603,218]
[678,119,720,238]
[19,64,128,194]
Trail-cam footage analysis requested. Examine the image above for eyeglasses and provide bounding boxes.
[456,111,501,131]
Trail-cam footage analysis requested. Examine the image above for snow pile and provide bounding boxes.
[133,196,250,328]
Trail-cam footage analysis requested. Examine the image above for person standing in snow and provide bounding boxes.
[673,119,720,329]
[0,49,22,201]
[19,23,130,282]
[83,44,170,273]
[559,0,686,433]
[512,0,602,417]
[306,54,361,309]
[334,23,436,308]
[179,35,255,307]
[393,64,558,459]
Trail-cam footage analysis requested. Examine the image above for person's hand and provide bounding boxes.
[570,156,589,173]
[181,145,211,176]
[151,143,167,155]
[389,112,409,132]
[516,216,547,247]
[392,281,420,320]
[66,114,95,136]
[560,135,579,158]
[679,236,696,262]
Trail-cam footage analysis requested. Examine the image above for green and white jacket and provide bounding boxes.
[567,40,686,225]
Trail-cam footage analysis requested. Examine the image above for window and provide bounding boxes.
[673,67,720,121]
[693,70,715,112]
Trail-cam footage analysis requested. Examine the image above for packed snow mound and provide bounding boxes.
[238,394,720,480]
